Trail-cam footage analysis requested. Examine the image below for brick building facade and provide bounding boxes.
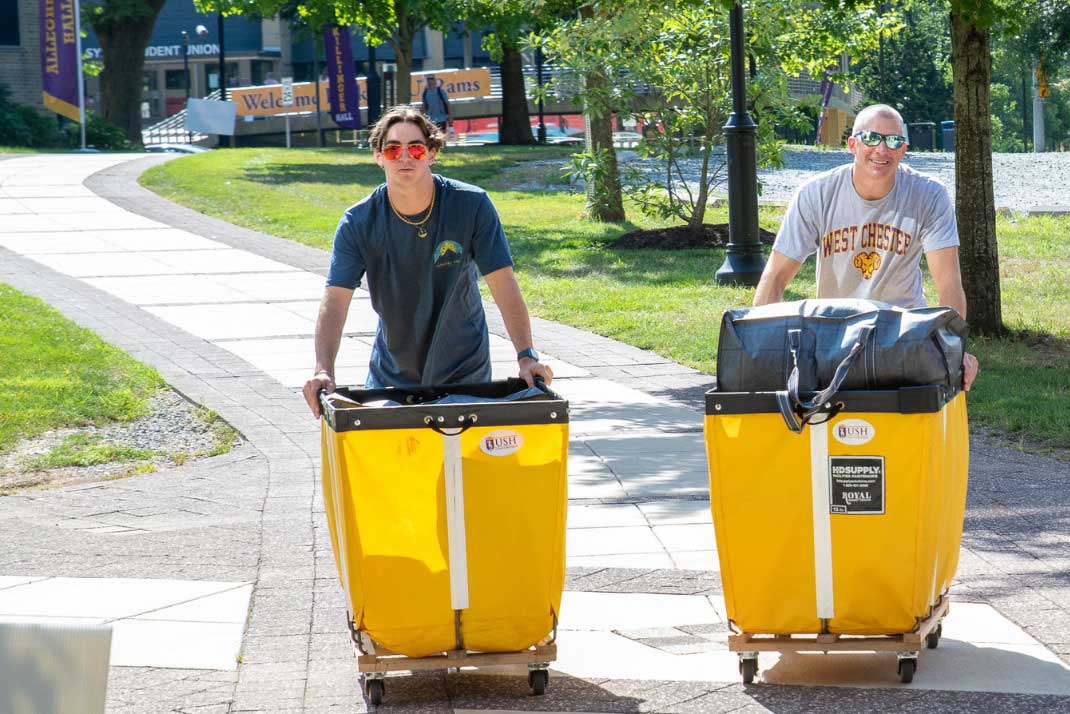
[0,0,45,109]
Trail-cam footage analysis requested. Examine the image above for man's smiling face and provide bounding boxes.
[848,113,907,187]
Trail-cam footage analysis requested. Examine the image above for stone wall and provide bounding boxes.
[0,0,45,109]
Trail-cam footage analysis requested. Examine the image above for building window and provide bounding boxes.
[143,71,158,92]
[165,70,187,90]
[0,0,20,46]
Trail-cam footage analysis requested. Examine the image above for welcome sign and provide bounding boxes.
[229,68,494,119]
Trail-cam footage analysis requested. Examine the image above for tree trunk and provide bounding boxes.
[583,66,625,222]
[93,0,164,145]
[393,2,417,106]
[950,11,1003,335]
[498,42,534,145]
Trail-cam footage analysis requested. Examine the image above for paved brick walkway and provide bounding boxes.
[0,153,1068,713]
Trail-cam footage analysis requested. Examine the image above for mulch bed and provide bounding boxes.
[613,223,777,250]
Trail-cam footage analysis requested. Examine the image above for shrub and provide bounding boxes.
[66,112,133,150]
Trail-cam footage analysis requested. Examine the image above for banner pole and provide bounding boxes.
[73,0,86,149]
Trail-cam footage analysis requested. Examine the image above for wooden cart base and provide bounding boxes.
[727,595,950,684]
[350,627,556,705]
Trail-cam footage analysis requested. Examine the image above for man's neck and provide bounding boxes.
[851,168,896,201]
[387,175,435,215]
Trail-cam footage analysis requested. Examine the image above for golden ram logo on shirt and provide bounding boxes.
[433,240,462,266]
[853,251,883,279]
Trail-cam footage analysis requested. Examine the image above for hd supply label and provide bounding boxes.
[829,456,885,514]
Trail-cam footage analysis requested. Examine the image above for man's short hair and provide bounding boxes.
[369,105,445,153]
[852,104,907,137]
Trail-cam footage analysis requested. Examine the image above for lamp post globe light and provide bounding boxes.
[715,0,765,286]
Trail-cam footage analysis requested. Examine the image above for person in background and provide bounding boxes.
[421,76,452,138]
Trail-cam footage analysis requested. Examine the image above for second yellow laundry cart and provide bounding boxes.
[319,378,569,704]
[705,300,970,684]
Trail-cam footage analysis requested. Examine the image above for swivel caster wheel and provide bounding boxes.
[897,657,917,684]
[364,677,385,705]
[739,655,758,684]
[528,668,549,695]
[926,623,943,649]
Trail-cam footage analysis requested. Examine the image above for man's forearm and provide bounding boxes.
[484,268,533,352]
[752,272,787,306]
[313,291,352,377]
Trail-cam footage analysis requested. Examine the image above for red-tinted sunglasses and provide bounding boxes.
[381,143,429,161]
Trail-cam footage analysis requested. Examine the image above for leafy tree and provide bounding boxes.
[83,0,166,144]
[462,0,536,144]
[852,1,954,125]
[537,0,889,229]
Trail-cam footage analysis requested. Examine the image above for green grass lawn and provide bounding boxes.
[0,283,163,454]
[140,146,1070,450]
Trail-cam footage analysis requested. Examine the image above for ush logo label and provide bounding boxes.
[833,419,875,446]
[480,429,523,457]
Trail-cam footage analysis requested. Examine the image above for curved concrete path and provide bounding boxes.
[0,152,1069,713]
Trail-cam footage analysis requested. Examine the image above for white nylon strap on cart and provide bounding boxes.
[442,432,470,610]
[809,421,835,619]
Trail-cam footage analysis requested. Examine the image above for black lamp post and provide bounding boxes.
[182,31,191,141]
[217,12,227,102]
[715,1,765,286]
[535,46,546,144]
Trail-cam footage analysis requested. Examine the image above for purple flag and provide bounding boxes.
[39,0,82,123]
[323,26,361,130]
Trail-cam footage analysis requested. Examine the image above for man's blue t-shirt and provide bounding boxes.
[326,175,513,388]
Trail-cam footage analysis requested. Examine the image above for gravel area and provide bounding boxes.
[0,389,242,492]
[522,147,1070,213]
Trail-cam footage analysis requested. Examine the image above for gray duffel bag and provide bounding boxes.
[716,299,967,431]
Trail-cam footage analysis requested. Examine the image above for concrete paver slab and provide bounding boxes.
[637,499,712,526]
[145,303,315,340]
[133,584,255,623]
[653,523,717,553]
[552,379,700,435]
[559,591,721,631]
[568,503,647,529]
[0,577,248,621]
[566,525,666,559]
[110,619,246,670]
[87,274,268,304]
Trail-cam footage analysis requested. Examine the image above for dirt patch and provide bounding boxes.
[613,223,777,250]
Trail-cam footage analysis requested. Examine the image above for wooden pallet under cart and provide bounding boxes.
[349,618,557,705]
[728,594,950,684]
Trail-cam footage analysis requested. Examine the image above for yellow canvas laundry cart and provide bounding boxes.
[705,299,969,684]
[319,379,568,704]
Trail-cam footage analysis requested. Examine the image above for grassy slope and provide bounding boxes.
[0,283,164,453]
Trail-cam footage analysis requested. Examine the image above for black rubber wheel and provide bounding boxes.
[367,679,385,706]
[898,658,916,684]
[529,669,548,695]
[926,624,942,649]
[740,658,758,684]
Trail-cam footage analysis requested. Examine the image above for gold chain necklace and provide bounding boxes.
[388,188,435,238]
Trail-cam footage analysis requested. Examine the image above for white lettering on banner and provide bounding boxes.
[83,44,220,59]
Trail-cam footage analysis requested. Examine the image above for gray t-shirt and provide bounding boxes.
[773,163,958,308]
[327,176,513,389]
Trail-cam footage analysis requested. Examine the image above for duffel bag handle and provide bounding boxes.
[776,325,875,433]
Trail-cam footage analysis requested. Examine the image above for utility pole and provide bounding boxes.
[1033,58,1047,153]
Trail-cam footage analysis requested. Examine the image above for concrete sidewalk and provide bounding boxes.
[1,152,1069,713]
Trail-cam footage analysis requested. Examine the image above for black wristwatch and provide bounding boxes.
[517,347,540,363]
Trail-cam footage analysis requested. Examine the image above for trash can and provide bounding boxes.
[907,122,936,151]
[319,378,568,700]
[704,299,969,683]
[941,120,956,151]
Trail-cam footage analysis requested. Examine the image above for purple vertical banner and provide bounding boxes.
[814,68,835,146]
[39,0,81,122]
[323,26,361,130]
